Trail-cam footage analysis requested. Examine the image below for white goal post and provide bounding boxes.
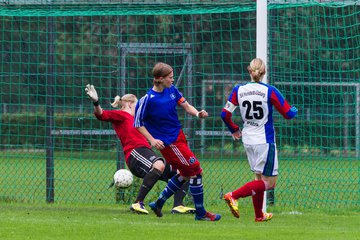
[258,0,269,212]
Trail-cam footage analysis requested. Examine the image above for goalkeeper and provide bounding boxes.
[221,58,297,222]
[85,84,195,215]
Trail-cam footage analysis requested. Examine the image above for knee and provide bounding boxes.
[266,182,276,190]
[153,160,165,172]
[262,178,276,190]
[189,174,202,185]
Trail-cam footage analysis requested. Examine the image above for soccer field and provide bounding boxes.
[1,202,359,240]
[0,1,359,238]
[0,151,358,209]
[1,152,358,239]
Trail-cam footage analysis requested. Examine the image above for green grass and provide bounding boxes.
[1,202,359,240]
[1,151,359,239]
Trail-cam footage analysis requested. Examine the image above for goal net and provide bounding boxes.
[0,0,358,208]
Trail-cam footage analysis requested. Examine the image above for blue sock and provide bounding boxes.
[189,175,206,217]
[156,174,184,209]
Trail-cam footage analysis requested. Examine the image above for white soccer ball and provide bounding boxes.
[113,169,133,189]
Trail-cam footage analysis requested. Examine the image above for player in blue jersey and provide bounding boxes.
[221,58,297,222]
[85,84,194,215]
[134,62,221,221]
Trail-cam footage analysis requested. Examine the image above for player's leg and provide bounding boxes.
[223,144,258,218]
[149,130,220,221]
[165,130,220,221]
[148,131,190,217]
[251,173,266,220]
[188,173,220,221]
[128,147,165,214]
[173,180,189,207]
[253,175,276,222]
[254,143,277,222]
[224,178,266,219]
[171,180,196,214]
[158,165,195,214]
[135,158,164,202]
[224,143,276,221]
[149,173,186,217]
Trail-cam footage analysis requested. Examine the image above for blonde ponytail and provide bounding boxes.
[111,96,122,108]
[111,94,138,109]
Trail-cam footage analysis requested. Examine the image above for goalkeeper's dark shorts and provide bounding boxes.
[128,147,176,182]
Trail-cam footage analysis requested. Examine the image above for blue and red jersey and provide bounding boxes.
[134,85,186,145]
[221,82,297,144]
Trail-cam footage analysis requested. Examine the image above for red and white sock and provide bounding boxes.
[252,190,264,218]
[231,180,266,218]
[231,180,266,199]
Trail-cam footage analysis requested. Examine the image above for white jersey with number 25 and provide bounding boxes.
[237,82,271,144]
[222,82,297,145]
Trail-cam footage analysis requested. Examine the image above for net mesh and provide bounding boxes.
[0,0,359,208]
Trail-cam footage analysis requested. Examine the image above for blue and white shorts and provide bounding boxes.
[243,143,278,177]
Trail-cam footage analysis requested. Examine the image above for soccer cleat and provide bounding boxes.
[130,202,149,214]
[171,205,196,214]
[149,201,163,217]
[255,212,273,222]
[223,192,240,218]
[195,211,221,221]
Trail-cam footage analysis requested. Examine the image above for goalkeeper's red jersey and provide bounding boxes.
[94,110,151,164]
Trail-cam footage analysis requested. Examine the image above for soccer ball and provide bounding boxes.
[113,169,133,189]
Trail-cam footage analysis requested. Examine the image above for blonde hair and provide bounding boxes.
[247,58,266,82]
[111,94,138,108]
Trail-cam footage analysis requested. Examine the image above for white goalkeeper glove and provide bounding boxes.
[85,84,99,103]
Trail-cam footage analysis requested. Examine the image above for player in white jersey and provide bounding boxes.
[221,58,298,222]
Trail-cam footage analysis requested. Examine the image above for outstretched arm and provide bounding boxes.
[93,104,103,116]
[180,101,208,119]
[85,84,103,116]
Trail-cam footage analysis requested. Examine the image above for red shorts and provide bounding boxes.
[160,130,202,177]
